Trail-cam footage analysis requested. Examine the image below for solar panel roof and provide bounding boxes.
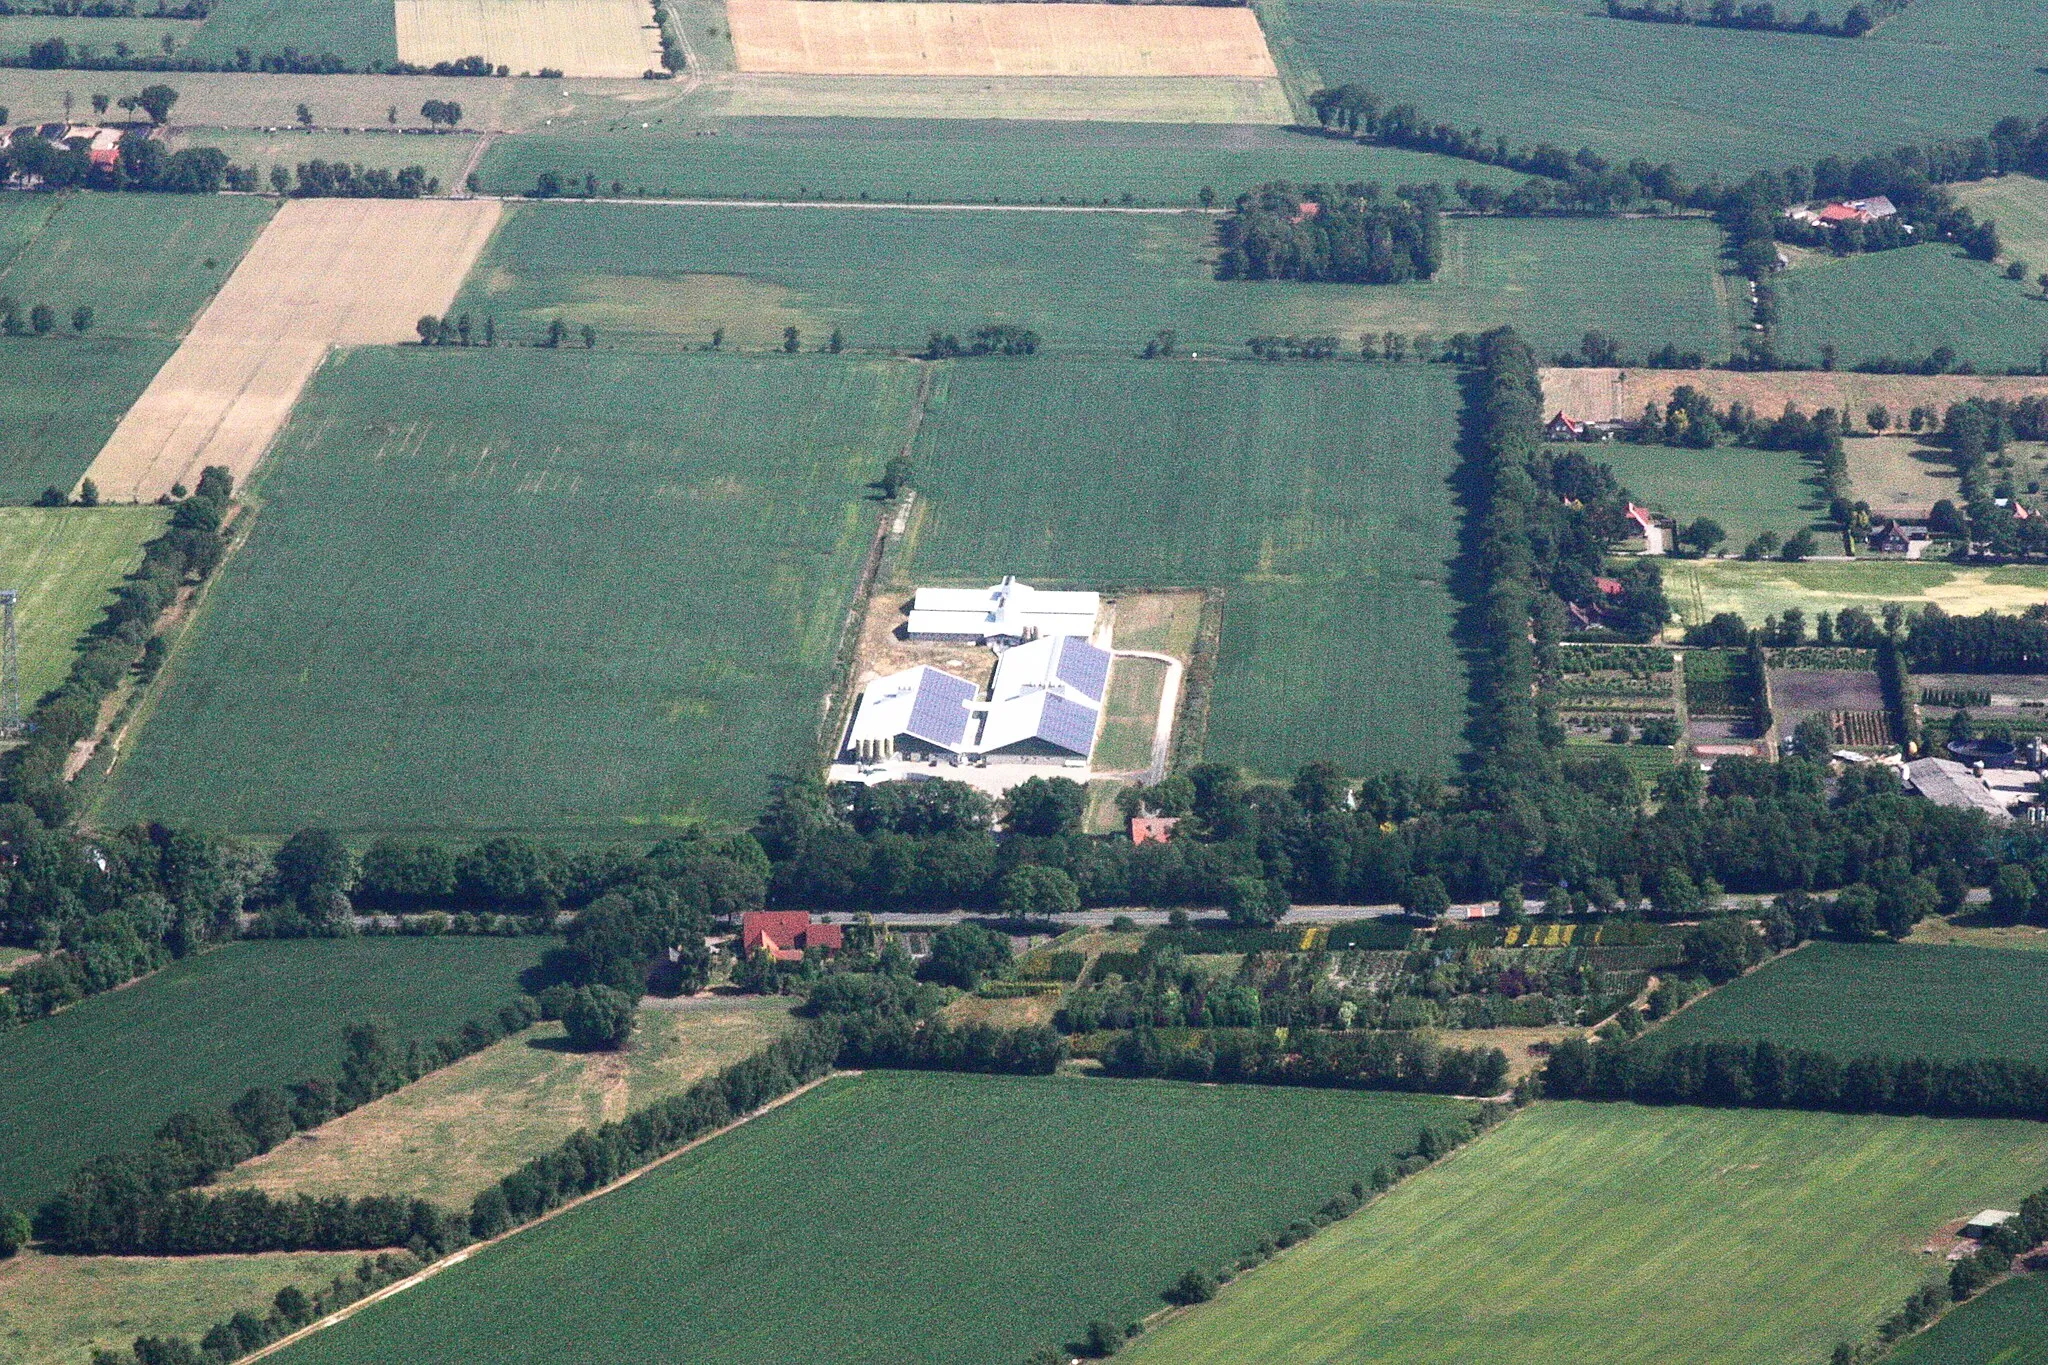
[905,668,976,748]
[1036,693,1099,756]
[1054,637,1111,703]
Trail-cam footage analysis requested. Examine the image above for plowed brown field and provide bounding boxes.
[727,0,1278,76]
[82,199,501,503]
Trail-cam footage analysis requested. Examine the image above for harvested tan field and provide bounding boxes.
[82,198,500,503]
[727,0,1279,76]
[397,0,664,78]
[1542,366,2048,425]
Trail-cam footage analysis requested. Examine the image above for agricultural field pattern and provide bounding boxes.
[9,0,2048,1361]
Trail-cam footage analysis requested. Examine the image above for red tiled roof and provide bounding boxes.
[1131,816,1179,845]
[741,911,842,961]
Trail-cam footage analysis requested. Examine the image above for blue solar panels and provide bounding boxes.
[1036,693,1099,756]
[1054,637,1111,703]
[906,669,975,748]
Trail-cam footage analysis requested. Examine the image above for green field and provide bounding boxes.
[180,0,396,67]
[165,128,482,189]
[1652,941,2048,1063]
[453,200,1731,361]
[1266,0,2048,176]
[0,191,271,502]
[1955,175,2048,278]
[1124,1100,2048,1364]
[103,348,914,838]
[1598,442,1826,548]
[476,117,1526,205]
[0,505,167,704]
[0,936,537,1211]
[1888,1270,2048,1365]
[1665,559,2048,629]
[268,1071,1469,1365]
[0,13,200,58]
[1773,245,2047,372]
[906,360,1469,777]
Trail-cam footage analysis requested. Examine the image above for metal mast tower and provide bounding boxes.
[0,590,20,736]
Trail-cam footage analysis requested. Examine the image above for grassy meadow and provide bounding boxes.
[0,1249,366,1365]
[0,14,200,59]
[1886,1269,2048,1364]
[179,0,396,67]
[1597,442,1825,548]
[906,360,1469,777]
[103,348,915,837]
[1772,245,2047,373]
[1266,0,2048,176]
[267,1071,1470,1365]
[217,999,799,1206]
[1650,941,2048,1063]
[1666,559,2048,629]
[0,505,167,703]
[476,117,1525,204]
[165,128,483,188]
[451,200,1733,360]
[0,936,537,1211]
[0,191,271,501]
[1955,174,2048,278]
[1122,1100,2048,1364]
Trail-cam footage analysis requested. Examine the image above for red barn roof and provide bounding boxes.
[1130,816,1180,845]
[740,911,843,962]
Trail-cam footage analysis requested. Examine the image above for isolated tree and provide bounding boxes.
[419,98,462,130]
[415,314,439,345]
[1677,517,1725,554]
[295,102,312,128]
[1866,405,1890,432]
[456,313,472,346]
[708,326,724,351]
[546,317,568,348]
[1225,875,1285,927]
[561,984,635,1050]
[920,922,1014,988]
[580,323,596,349]
[879,454,912,499]
[28,304,52,335]
[61,90,73,121]
[999,864,1080,919]
[1780,528,1818,562]
[269,164,289,194]
[69,305,91,334]
[387,104,397,124]
[1383,330,1406,362]
[827,326,843,354]
[484,314,496,347]
[783,325,801,353]
[1403,874,1450,919]
[75,477,97,507]
[129,83,177,125]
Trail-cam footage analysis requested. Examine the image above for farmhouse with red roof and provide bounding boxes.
[740,911,844,963]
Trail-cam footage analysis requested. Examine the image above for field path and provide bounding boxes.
[1114,648,1184,785]
[81,198,502,503]
[238,1069,848,1364]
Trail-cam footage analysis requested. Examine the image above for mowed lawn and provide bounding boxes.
[217,999,800,1206]
[0,937,536,1211]
[0,191,272,501]
[1651,941,2048,1063]
[1665,559,2048,629]
[907,360,1469,777]
[103,349,915,837]
[1773,245,2047,373]
[269,1071,1470,1365]
[0,505,166,703]
[1123,1101,2048,1365]
[477,117,1525,205]
[1269,0,2047,176]
[1887,1269,2048,1364]
[1597,442,1825,549]
[451,200,1732,361]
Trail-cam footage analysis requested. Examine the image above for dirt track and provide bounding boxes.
[82,198,501,503]
[727,0,1279,76]
[397,0,664,78]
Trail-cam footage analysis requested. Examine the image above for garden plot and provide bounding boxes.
[726,0,1278,75]
[1768,666,1890,749]
[80,198,500,504]
[396,0,663,76]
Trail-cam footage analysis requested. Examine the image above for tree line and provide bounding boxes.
[1101,1026,1512,1096]
[1214,182,1442,285]
[4,37,503,73]
[1602,0,1905,40]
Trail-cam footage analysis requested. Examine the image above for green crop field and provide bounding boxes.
[1124,1100,2048,1365]
[1772,245,2047,373]
[453,200,1731,361]
[1955,175,2048,278]
[1651,941,2048,1063]
[1665,559,2048,630]
[1888,1270,2048,1365]
[0,191,271,501]
[0,14,201,59]
[267,1071,1469,1365]
[102,348,915,838]
[0,505,167,704]
[179,0,395,67]
[0,936,537,1211]
[1264,0,2047,176]
[906,359,1468,777]
[477,117,1527,205]
[1598,442,1826,549]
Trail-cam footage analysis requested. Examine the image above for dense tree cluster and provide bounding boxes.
[1215,182,1442,284]
[1101,1025,1510,1095]
[1602,0,1903,40]
[286,159,434,198]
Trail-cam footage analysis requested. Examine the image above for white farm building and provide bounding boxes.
[845,635,1112,765]
[906,576,1100,644]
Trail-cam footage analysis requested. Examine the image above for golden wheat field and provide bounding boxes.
[396,0,664,78]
